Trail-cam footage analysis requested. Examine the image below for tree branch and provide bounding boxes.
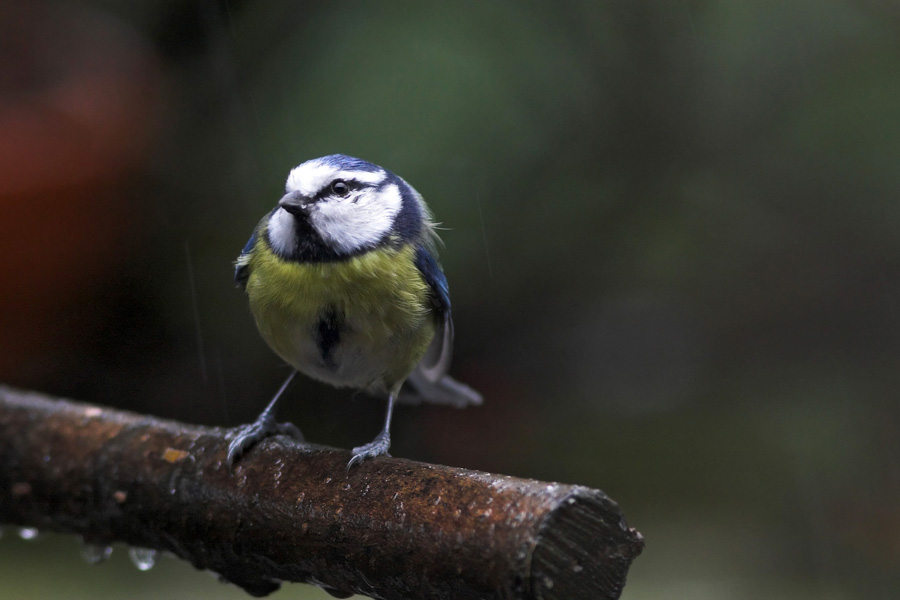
[0,385,643,599]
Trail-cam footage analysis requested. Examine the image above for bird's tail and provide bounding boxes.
[400,367,483,408]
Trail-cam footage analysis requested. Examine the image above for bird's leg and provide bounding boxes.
[348,390,397,468]
[227,370,303,464]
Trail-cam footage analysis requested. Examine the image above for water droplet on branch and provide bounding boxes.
[18,527,41,541]
[128,547,158,571]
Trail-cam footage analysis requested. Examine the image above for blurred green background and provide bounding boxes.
[2,0,900,598]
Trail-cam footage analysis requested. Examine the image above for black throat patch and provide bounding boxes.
[265,210,379,263]
[266,210,348,263]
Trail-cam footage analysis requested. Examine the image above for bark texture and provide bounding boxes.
[0,386,643,599]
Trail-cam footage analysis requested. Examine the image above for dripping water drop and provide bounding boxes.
[128,547,158,571]
[18,527,41,541]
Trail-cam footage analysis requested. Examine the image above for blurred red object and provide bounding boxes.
[0,3,164,381]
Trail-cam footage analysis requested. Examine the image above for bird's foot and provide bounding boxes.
[227,416,303,465]
[348,431,391,469]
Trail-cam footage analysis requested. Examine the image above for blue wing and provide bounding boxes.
[413,244,453,383]
[406,244,482,407]
[414,244,450,316]
[234,229,257,290]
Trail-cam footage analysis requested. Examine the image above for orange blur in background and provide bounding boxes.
[0,3,164,381]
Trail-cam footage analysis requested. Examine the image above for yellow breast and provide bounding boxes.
[245,239,436,392]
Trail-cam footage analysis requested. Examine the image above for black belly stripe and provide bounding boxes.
[316,305,342,369]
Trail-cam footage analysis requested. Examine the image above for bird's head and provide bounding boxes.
[266,154,426,261]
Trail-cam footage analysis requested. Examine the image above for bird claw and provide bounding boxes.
[347,432,391,469]
[227,418,303,465]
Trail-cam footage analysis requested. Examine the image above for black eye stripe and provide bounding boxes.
[317,179,369,200]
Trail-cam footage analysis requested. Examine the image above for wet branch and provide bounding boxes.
[0,385,643,599]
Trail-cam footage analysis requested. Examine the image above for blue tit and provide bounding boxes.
[228,154,482,468]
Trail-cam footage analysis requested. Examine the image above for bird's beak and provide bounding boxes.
[278,193,310,216]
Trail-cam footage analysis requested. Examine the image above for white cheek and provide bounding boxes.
[312,184,403,254]
[267,208,296,256]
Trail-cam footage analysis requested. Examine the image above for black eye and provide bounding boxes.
[331,180,350,197]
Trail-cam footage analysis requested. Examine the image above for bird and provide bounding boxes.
[228,154,482,468]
